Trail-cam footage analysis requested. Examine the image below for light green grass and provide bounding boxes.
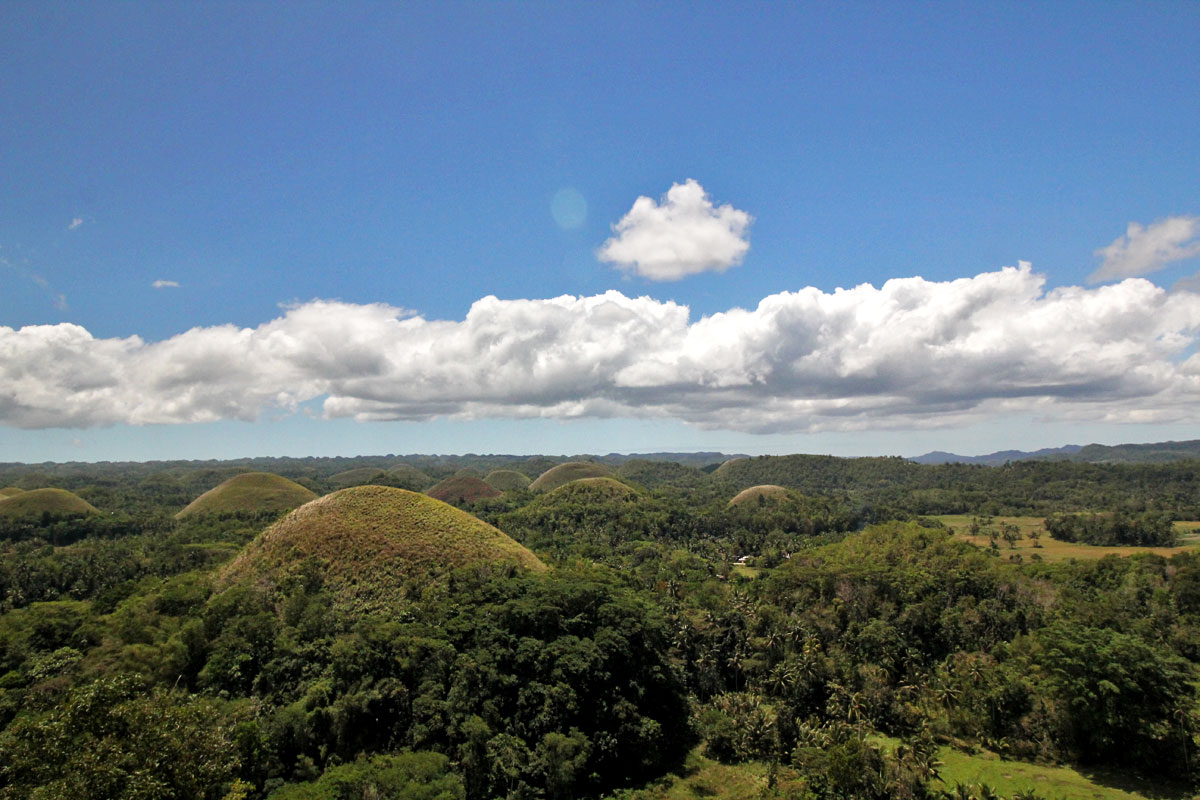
[933,514,1200,562]
[175,472,317,519]
[607,749,805,799]
[0,487,100,517]
[936,746,1189,800]
[483,469,532,492]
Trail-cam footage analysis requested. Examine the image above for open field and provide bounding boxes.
[934,515,1200,562]
[935,746,1190,800]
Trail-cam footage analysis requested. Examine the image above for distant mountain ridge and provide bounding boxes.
[911,439,1200,465]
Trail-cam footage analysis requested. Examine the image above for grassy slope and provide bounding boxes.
[426,475,502,504]
[483,469,532,492]
[222,486,546,612]
[0,487,26,498]
[621,745,1186,800]
[175,472,318,519]
[935,514,1200,562]
[546,477,637,500]
[728,484,791,506]
[0,487,100,517]
[529,461,614,492]
[935,747,1185,800]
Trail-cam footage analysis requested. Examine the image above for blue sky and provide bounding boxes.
[3,1,1200,463]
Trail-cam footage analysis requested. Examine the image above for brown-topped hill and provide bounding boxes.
[728,484,792,507]
[219,486,546,613]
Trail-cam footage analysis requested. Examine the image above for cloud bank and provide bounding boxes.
[3,264,1200,433]
[1091,215,1200,282]
[598,179,752,280]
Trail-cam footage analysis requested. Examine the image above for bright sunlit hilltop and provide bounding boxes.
[728,484,792,507]
[175,472,317,519]
[221,486,546,614]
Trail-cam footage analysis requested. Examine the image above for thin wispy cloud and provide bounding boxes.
[29,274,67,310]
[67,217,84,231]
[598,180,752,281]
[3,264,1199,432]
[152,279,180,289]
[1090,215,1200,283]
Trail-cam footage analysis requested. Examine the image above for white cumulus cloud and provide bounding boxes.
[2,264,1200,433]
[598,179,752,281]
[1090,215,1200,283]
[152,280,180,289]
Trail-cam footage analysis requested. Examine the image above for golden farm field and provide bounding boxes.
[934,515,1200,562]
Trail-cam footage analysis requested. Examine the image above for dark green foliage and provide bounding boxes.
[2,453,1200,797]
[0,673,236,799]
[1044,511,1177,546]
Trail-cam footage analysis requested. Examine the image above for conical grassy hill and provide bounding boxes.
[0,488,99,518]
[483,469,532,492]
[0,487,26,498]
[386,464,435,491]
[728,484,792,506]
[220,486,546,613]
[176,472,317,519]
[546,476,638,501]
[529,461,614,492]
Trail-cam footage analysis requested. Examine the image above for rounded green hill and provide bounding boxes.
[220,486,546,613]
[0,487,26,498]
[529,462,614,492]
[175,472,318,519]
[386,464,435,491]
[328,467,390,489]
[546,476,638,501]
[728,484,792,507]
[426,475,502,505]
[0,488,100,518]
[484,469,532,492]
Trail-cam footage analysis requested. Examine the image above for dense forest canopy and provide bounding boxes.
[1,450,1199,799]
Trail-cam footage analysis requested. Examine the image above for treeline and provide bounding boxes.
[1045,511,1178,547]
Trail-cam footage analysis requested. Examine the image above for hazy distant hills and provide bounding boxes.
[911,439,1200,465]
